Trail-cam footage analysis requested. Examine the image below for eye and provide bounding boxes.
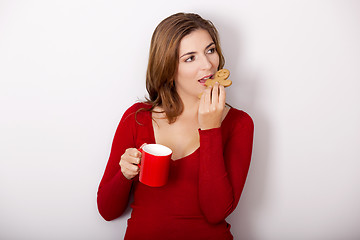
[185,55,195,62]
[207,47,216,54]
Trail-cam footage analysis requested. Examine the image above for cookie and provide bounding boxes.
[205,69,232,87]
[198,69,232,98]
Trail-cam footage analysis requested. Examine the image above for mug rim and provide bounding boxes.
[142,144,172,156]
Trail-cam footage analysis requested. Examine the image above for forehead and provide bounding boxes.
[178,29,213,53]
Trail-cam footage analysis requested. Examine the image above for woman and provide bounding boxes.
[97,12,254,240]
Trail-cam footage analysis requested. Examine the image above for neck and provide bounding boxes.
[179,95,200,119]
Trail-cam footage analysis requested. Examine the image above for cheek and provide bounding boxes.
[177,64,196,79]
[212,53,220,67]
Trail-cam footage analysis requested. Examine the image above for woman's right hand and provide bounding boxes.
[119,148,141,180]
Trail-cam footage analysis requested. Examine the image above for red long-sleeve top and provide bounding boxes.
[97,102,254,240]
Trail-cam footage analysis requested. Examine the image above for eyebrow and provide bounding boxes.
[179,42,215,59]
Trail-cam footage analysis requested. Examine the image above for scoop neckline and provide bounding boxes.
[148,107,233,162]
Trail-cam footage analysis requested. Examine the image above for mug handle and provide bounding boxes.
[137,143,147,167]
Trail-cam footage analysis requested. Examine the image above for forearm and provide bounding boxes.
[198,128,234,224]
[97,170,133,221]
[198,117,254,224]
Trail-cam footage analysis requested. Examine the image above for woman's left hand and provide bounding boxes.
[198,82,226,130]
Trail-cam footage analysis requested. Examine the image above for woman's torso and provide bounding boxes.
[124,103,235,240]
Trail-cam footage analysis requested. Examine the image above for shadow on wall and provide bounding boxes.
[216,16,272,240]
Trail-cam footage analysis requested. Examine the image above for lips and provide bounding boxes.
[198,74,214,84]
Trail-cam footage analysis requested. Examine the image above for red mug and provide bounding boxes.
[138,144,172,187]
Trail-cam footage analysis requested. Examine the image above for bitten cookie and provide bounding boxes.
[205,69,232,87]
[199,69,232,98]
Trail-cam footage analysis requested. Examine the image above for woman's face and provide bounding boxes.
[175,29,220,100]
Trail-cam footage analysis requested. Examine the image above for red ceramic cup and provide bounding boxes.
[138,144,172,187]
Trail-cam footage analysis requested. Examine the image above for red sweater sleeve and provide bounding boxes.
[97,104,139,221]
[198,111,254,224]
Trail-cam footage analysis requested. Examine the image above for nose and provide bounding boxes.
[200,55,213,70]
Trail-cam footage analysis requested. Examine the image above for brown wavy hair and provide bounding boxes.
[142,12,225,123]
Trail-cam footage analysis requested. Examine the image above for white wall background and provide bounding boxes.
[1,0,359,239]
